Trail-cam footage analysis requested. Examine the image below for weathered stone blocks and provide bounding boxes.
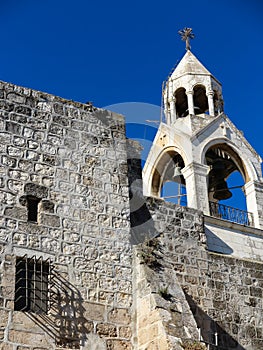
[0,81,132,349]
[135,198,263,350]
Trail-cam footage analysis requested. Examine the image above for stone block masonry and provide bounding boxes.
[0,81,132,349]
[1,79,263,350]
[136,198,263,350]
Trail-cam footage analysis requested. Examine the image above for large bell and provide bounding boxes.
[213,179,232,200]
[172,165,183,182]
[209,160,232,200]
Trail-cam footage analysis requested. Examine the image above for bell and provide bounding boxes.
[209,160,232,200]
[213,179,232,200]
[172,165,183,182]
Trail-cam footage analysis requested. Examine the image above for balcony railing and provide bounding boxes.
[209,201,254,227]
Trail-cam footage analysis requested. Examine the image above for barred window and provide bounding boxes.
[14,255,50,313]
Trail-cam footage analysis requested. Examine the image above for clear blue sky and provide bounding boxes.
[1,1,262,122]
[0,0,262,147]
[0,0,262,209]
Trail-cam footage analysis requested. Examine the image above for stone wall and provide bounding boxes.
[137,198,263,350]
[0,81,132,349]
[133,199,204,350]
[1,79,263,350]
[205,216,263,260]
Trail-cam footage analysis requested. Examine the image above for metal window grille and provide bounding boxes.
[14,255,51,313]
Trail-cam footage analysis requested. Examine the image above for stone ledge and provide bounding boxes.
[204,215,263,237]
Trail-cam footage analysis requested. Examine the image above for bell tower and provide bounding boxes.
[164,27,223,125]
[143,28,263,229]
[163,54,223,124]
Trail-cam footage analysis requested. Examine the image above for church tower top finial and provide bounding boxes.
[178,27,195,51]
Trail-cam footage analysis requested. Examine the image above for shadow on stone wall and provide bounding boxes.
[205,227,233,255]
[27,271,89,348]
[127,139,159,245]
[129,199,159,245]
[184,292,245,350]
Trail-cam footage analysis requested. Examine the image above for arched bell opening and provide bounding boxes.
[151,150,187,205]
[174,88,188,118]
[213,90,223,115]
[205,143,251,224]
[193,85,209,114]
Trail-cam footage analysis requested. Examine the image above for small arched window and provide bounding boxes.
[193,85,208,114]
[174,88,188,117]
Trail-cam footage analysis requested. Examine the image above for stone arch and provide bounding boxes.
[193,84,208,114]
[151,147,187,197]
[174,87,187,118]
[202,141,250,205]
[201,138,257,183]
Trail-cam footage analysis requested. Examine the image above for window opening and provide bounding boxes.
[175,87,188,117]
[15,255,51,313]
[159,153,187,205]
[205,144,252,225]
[27,196,40,222]
[161,181,187,206]
[193,85,208,114]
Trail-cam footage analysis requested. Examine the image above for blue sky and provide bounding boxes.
[1,0,262,142]
[0,0,262,209]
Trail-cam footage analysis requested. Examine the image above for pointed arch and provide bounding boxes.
[201,138,259,183]
[201,141,257,220]
[150,147,187,198]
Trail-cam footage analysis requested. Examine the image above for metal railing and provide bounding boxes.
[209,201,253,227]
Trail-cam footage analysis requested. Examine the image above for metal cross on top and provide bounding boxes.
[178,27,195,50]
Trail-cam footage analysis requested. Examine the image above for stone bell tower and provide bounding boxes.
[143,28,263,229]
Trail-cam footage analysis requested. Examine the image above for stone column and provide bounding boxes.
[244,180,263,229]
[164,101,171,125]
[186,90,195,115]
[181,162,210,215]
[207,91,215,116]
[169,97,177,124]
